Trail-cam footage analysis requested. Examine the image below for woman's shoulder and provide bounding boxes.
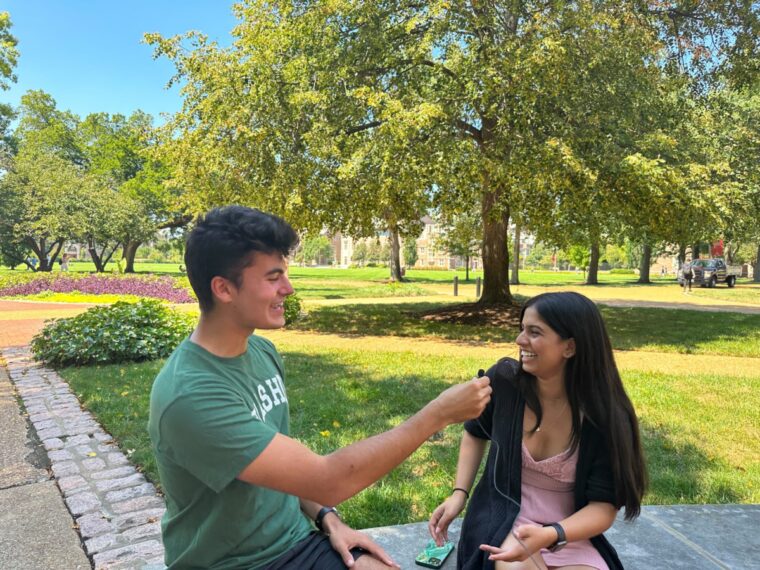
[487,357,521,390]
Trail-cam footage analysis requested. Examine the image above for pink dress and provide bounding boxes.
[514,441,609,569]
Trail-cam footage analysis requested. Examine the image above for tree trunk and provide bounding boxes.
[88,237,106,272]
[465,255,470,282]
[754,243,760,283]
[478,186,511,305]
[726,242,740,265]
[49,241,64,270]
[388,226,404,282]
[678,243,687,265]
[123,240,140,273]
[28,237,63,272]
[637,243,652,284]
[586,240,600,285]
[101,243,121,269]
[510,222,520,285]
[692,242,701,260]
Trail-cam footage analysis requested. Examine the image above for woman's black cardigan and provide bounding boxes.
[457,358,624,570]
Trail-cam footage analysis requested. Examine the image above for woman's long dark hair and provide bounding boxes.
[518,291,647,520]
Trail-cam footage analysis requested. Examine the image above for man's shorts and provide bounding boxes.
[262,532,368,569]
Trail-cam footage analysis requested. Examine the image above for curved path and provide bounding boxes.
[596,299,760,315]
[0,300,94,348]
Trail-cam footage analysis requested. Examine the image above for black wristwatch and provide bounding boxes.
[543,522,567,553]
[315,506,340,532]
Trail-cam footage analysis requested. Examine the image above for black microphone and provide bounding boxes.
[477,369,485,378]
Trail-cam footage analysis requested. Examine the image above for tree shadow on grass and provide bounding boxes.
[293,302,520,344]
[599,306,760,356]
[294,301,760,357]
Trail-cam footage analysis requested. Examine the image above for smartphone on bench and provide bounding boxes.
[415,540,454,568]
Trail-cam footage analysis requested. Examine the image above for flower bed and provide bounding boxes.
[0,273,194,303]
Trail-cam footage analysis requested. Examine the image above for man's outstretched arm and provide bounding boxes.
[238,376,491,506]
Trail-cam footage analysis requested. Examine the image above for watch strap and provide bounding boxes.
[543,522,567,552]
[315,506,339,532]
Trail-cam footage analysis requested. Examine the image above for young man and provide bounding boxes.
[148,206,492,570]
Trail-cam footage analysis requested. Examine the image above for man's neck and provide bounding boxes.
[190,312,253,358]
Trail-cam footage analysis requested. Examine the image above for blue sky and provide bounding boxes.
[2,1,238,123]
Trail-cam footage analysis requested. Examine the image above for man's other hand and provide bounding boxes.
[322,514,399,568]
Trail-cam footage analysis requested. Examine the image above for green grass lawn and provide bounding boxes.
[11,261,759,527]
[55,297,760,529]
[60,341,759,529]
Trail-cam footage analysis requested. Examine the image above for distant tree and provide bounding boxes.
[603,244,628,269]
[352,242,368,267]
[299,236,333,266]
[567,245,591,280]
[1,146,89,271]
[525,242,554,270]
[81,185,154,272]
[80,111,188,272]
[402,237,418,268]
[436,212,481,281]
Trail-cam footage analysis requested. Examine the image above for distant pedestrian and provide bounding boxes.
[60,254,70,272]
[682,262,693,293]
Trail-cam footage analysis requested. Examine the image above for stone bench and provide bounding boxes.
[362,504,758,569]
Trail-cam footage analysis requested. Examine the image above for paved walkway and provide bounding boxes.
[1,347,165,569]
[597,299,760,315]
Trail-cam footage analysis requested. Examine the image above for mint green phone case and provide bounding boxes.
[415,540,454,568]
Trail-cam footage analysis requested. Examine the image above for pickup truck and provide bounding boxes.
[679,258,742,288]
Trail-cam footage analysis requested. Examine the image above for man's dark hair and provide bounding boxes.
[184,206,299,312]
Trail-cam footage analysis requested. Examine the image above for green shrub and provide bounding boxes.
[31,299,196,367]
[609,268,636,274]
[284,293,303,325]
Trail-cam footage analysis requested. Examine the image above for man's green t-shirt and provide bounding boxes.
[148,336,313,569]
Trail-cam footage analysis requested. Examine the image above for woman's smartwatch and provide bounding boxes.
[543,522,567,552]
[315,506,340,532]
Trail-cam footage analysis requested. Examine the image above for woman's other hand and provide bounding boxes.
[428,493,467,546]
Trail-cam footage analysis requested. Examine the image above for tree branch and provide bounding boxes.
[339,120,384,136]
[455,119,483,146]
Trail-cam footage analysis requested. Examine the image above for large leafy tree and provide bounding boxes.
[149,0,758,301]
[708,85,760,280]
[1,145,89,271]
[2,92,88,270]
[0,11,20,266]
[79,111,186,272]
[148,1,662,302]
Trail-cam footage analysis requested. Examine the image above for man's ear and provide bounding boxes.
[210,276,235,305]
[564,338,576,359]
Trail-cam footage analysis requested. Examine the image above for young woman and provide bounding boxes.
[428,292,647,570]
